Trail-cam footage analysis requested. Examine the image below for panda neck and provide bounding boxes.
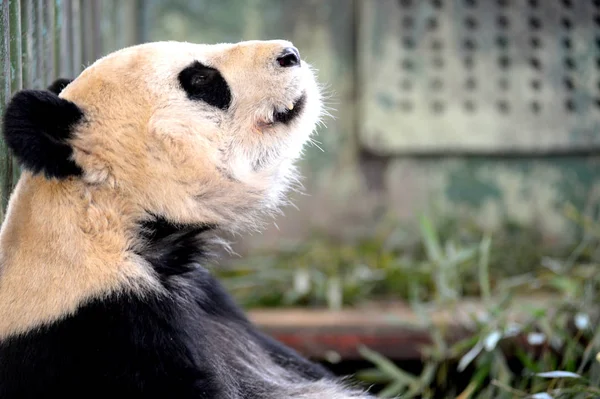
[0,172,162,339]
[133,214,217,279]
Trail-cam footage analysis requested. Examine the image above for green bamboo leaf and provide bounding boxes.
[358,345,418,385]
[404,362,438,397]
[418,214,442,263]
[448,247,478,265]
[355,368,390,384]
[535,371,582,379]
[458,341,484,372]
[379,380,407,398]
[478,234,492,302]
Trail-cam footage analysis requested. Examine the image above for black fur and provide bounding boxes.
[0,291,219,399]
[0,216,332,398]
[2,90,83,179]
[136,215,215,279]
[46,78,73,95]
[178,61,232,110]
[136,215,331,380]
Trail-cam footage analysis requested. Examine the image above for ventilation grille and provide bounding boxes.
[360,0,600,154]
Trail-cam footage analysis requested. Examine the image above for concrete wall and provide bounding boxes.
[144,0,600,254]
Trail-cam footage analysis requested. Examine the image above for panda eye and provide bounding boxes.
[190,71,215,86]
[191,75,206,86]
[178,61,232,111]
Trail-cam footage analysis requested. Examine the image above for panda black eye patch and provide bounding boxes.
[178,61,232,111]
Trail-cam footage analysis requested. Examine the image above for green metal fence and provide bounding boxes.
[0,0,144,218]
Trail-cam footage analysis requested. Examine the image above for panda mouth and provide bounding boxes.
[273,93,306,125]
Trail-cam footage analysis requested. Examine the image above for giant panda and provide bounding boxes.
[0,40,373,398]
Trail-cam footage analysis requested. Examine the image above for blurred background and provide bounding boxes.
[2,1,600,397]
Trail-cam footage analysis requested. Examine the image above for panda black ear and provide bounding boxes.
[47,78,73,95]
[2,90,84,179]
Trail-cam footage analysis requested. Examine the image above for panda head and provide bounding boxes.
[2,40,323,232]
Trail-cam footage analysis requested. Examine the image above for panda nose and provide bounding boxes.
[276,47,301,68]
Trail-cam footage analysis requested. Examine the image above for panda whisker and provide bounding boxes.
[307,138,325,153]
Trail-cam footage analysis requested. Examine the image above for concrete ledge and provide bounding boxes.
[248,296,555,360]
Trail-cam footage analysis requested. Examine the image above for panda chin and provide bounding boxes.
[272,92,306,125]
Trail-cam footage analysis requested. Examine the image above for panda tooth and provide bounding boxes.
[287,102,294,111]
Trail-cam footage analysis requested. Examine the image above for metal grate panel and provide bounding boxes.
[359,0,600,155]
